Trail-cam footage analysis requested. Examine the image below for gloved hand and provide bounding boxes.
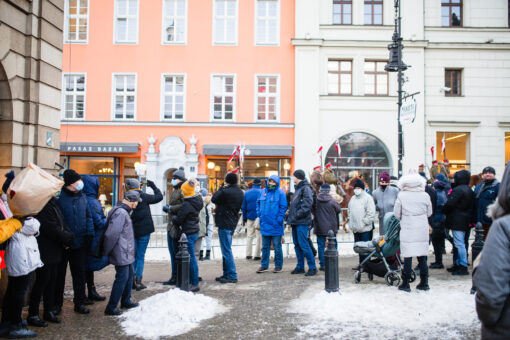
[147,180,156,188]
[163,205,172,213]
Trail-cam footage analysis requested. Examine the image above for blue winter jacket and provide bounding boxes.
[256,175,287,236]
[242,184,262,221]
[474,179,500,225]
[82,176,109,271]
[58,186,94,249]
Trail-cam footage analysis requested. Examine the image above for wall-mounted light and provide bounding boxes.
[283,162,291,170]
[208,161,215,170]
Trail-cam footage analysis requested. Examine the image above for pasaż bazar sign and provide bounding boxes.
[60,143,139,154]
[399,98,417,125]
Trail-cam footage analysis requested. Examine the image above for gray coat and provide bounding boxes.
[348,191,376,233]
[473,214,510,340]
[102,203,135,266]
[372,186,399,220]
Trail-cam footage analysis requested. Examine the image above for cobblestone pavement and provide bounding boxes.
[29,254,479,340]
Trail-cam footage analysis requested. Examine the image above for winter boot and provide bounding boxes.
[135,277,146,291]
[398,274,411,293]
[138,277,147,290]
[452,266,469,276]
[88,285,106,301]
[199,250,204,261]
[416,274,430,291]
[204,250,211,260]
[447,264,459,273]
[7,323,37,339]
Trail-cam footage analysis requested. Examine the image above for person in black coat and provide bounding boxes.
[125,178,163,290]
[28,197,74,327]
[473,166,500,240]
[211,173,244,284]
[442,170,475,276]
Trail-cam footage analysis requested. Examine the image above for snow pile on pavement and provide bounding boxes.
[120,288,227,339]
[289,279,479,339]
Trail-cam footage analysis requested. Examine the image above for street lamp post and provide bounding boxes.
[385,0,407,177]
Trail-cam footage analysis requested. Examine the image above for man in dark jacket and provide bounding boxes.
[103,191,140,316]
[442,169,475,276]
[473,166,500,240]
[430,174,450,269]
[28,197,74,326]
[256,175,287,273]
[242,178,262,260]
[126,178,163,290]
[172,179,203,292]
[288,170,317,276]
[56,169,94,315]
[473,161,510,340]
[82,176,109,302]
[313,184,341,271]
[211,172,244,283]
[162,167,186,285]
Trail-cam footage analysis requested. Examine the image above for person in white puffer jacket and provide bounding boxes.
[1,217,43,339]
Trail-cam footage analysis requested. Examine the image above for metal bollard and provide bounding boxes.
[176,233,190,292]
[325,230,339,293]
[470,222,484,294]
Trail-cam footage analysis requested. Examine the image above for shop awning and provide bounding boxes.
[60,142,140,154]
[203,144,293,157]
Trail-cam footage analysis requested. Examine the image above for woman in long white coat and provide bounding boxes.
[394,173,432,292]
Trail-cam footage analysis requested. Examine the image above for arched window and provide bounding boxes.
[325,132,392,191]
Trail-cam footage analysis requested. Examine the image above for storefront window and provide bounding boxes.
[505,133,510,165]
[436,132,470,173]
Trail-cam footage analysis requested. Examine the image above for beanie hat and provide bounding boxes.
[379,172,391,183]
[353,179,365,190]
[482,166,495,175]
[63,169,81,186]
[253,178,262,185]
[124,190,142,202]
[293,170,306,181]
[126,178,140,190]
[181,180,196,198]
[320,183,331,192]
[2,170,15,194]
[172,167,186,182]
[225,173,238,185]
[435,173,447,183]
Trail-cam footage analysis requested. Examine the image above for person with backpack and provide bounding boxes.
[430,174,450,269]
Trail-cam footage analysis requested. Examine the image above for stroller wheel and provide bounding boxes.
[368,273,374,281]
[385,271,401,286]
[409,270,417,283]
[354,271,361,284]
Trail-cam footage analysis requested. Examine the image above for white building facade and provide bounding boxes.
[294,0,510,188]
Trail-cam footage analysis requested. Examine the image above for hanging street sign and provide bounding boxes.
[400,98,417,125]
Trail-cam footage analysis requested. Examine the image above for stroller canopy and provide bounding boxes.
[381,212,400,257]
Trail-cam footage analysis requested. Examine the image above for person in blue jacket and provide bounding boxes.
[56,169,95,315]
[474,166,500,240]
[255,175,287,273]
[242,178,263,260]
[82,175,109,303]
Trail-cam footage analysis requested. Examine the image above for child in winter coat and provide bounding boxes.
[2,217,43,339]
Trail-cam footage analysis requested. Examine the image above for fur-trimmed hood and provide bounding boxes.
[398,173,426,192]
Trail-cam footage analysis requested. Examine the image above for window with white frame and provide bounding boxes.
[256,76,279,121]
[63,74,86,119]
[255,0,279,45]
[162,0,187,43]
[364,61,388,96]
[65,0,89,42]
[115,0,138,43]
[213,0,237,44]
[162,75,185,120]
[113,74,136,120]
[212,75,235,120]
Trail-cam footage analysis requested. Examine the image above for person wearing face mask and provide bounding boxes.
[372,172,399,235]
[348,179,376,267]
[56,169,95,315]
[473,166,500,240]
[162,167,186,285]
[102,190,141,315]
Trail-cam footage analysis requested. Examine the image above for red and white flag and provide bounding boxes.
[334,140,341,158]
[325,162,332,169]
[227,145,240,163]
[441,134,446,155]
[313,165,322,171]
[430,146,434,159]
[317,145,323,154]
[230,167,240,174]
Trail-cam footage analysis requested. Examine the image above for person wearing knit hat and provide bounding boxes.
[172,179,203,292]
[172,167,186,182]
[372,172,399,234]
[211,172,244,283]
[474,165,500,240]
[287,169,317,276]
[63,169,82,188]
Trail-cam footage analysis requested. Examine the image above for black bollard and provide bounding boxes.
[325,230,339,293]
[176,233,190,292]
[470,222,484,294]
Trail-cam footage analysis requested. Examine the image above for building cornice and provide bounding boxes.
[498,122,510,128]
[61,121,295,128]
[428,120,481,127]
[292,39,428,48]
[426,42,510,49]
[425,26,510,33]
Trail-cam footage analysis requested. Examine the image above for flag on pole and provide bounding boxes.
[325,162,332,169]
[334,140,341,158]
[430,146,434,159]
[441,134,446,155]
[227,145,240,163]
[230,167,240,174]
[317,146,323,154]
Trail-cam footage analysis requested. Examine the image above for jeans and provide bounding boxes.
[316,235,337,268]
[354,232,372,264]
[167,232,178,280]
[186,233,199,286]
[218,228,237,279]
[134,234,151,278]
[291,225,316,270]
[453,230,468,267]
[107,264,134,310]
[29,264,58,316]
[56,247,87,307]
[261,235,283,269]
[1,274,31,324]
[404,256,428,279]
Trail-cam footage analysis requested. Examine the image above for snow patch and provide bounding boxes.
[120,288,227,339]
[289,279,480,339]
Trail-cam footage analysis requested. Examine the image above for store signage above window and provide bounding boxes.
[400,99,417,125]
[60,143,139,154]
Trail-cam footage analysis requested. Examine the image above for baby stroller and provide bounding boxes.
[352,213,416,286]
